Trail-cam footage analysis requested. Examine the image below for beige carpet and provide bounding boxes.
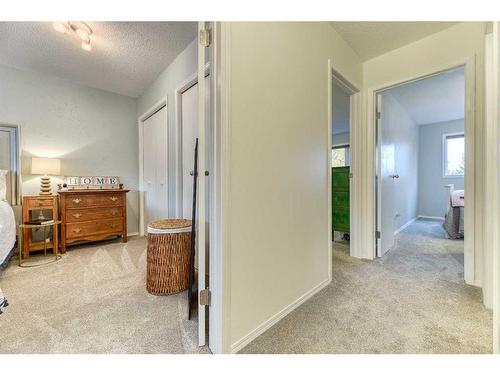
[240,219,492,353]
[0,236,207,354]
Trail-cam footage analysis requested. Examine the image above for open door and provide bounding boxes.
[376,93,397,257]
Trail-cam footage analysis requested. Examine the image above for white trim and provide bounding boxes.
[214,21,231,354]
[174,64,210,218]
[488,25,499,353]
[137,96,168,237]
[417,215,445,221]
[367,57,476,286]
[127,232,140,237]
[230,277,331,354]
[442,132,465,178]
[327,60,333,281]
[393,217,417,236]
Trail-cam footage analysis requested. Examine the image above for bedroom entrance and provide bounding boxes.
[330,68,359,261]
[375,65,470,285]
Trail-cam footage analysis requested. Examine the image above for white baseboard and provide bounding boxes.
[230,277,331,353]
[417,215,445,221]
[394,217,417,236]
[127,232,140,237]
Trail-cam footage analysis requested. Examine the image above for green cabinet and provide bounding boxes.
[332,166,350,234]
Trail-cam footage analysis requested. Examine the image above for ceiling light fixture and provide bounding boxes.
[52,21,93,52]
[52,22,69,34]
[81,40,92,52]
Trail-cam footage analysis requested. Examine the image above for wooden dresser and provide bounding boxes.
[59,189,129,253]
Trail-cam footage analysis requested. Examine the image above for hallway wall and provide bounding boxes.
[225,22,363,353]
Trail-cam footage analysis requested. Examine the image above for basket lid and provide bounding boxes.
[147,219,192,234]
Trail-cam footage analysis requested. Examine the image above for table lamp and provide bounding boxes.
[31,157,61,195]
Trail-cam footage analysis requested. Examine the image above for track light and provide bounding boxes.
[53,22,69,34]
[53,21,93,52]
[81,40,92,52]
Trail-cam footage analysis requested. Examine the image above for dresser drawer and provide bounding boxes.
[65,193,124,208]
[27,198,55,210]
[66,218,123,239]
[66,207,123,223]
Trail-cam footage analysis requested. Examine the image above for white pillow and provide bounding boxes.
[0,170,7,201]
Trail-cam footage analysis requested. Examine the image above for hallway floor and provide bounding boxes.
[0,237,206,354]
[240,219,492,353]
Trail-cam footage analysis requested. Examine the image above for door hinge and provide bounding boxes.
[376,111,381,120]
[376,230,381,239]
[200,29,211,47]
[200,289,211,306]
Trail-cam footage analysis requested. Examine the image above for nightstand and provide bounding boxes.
[22,195,60,259]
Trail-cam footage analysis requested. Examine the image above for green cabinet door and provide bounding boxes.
[332,166,350,233]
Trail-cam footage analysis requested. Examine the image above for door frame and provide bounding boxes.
[368,57,476,285]
[137,97,168,236]
[174,63,210,218]
[327,60,361,268]
[488,23,499,354]
[328,60,362,269]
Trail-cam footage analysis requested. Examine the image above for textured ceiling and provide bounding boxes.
[0,22,197,97]
[386,67,464,126]
[330,22,459,61]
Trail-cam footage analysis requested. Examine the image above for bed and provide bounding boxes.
[443,184,464,239]
[1,170,16,268]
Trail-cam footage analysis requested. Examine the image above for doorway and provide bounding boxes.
[330,68,359,262]
[375,66,469,284]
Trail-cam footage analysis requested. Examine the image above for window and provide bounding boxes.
[0,124,20,205]
[332,145,350,167]
[443,133,465,177]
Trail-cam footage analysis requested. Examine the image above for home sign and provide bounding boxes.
[63,176,121,190]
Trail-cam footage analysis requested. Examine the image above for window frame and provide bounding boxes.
[442,132,465,178]
[332,143,350,167]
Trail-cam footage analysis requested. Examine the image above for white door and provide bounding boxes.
[377,94,397,257]
[142,106,168,227]
[181,77,211,220]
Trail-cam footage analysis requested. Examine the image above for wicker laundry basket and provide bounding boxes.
[146,219,192,295]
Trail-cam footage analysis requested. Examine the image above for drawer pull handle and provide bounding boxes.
[38,201,44,206]
[111,209,118,215]
[110,223,118,229]
[72,198,82,204]
[73,213,82,219]
[110,196,119,202]
[73,228,82,233]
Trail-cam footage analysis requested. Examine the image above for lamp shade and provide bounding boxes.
[31,157,61,175]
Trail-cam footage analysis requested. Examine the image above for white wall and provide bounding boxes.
[332,131,349,147]
[137,39,197,217]
[418,119,464,218]
[225,22,363,352]
[0,64,139,233]
[381,92,419,231]
[362,22,486,290]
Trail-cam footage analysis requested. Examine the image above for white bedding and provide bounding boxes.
[0,200,16,265]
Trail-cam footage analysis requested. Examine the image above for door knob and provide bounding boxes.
[391,174,400,179]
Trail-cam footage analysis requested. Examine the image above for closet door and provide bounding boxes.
[142,105,168,227]
[181,76,211,220]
